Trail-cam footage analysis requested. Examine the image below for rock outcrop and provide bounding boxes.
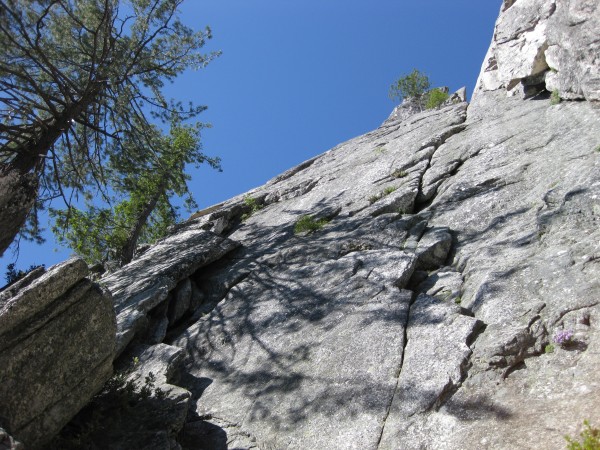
[45,0,600,448]
[475,0,599,102]
[102,228,240,356]
[0,258,116,449]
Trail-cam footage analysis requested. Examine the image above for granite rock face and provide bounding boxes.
[475,0,599,102]
[545,0,600,101]
[55,343,192,449]
[102,228,239,355]
[55,0,600,447]
[0,258,116,449]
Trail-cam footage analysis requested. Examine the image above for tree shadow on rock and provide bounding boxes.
[178,420,228,450]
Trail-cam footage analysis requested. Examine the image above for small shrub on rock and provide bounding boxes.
[551,90,561,105]
[294,215,329,234]
[425,88,449,109]
[241,195,263,221]
[369,186,397,204]
[389,69,430,103]
[565,420,600,450]
[374,143,387,154]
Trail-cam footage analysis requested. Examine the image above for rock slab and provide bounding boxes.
[0,259,116,449]
[102,228,239,355]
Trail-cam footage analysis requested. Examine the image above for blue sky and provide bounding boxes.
[1,0,502,277]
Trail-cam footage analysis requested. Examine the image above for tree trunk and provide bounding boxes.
[0,115,71,256]
[0,81,105,255]
[0,171,38,257]
[119,188,166,266]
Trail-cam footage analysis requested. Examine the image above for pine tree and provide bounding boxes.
[50,123,221,266]
[0,0,219,256]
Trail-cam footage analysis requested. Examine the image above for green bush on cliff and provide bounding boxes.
[389,70,450,110]
[294,215,329,234]
[369,186,397,204]
[425,88,449,109]
[565,420,600,450]
[241,195,263,221]
[389,69,431,103]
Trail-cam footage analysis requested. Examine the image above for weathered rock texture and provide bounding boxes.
[0,258,116,449]
[475,0,599,102]
[102,228,239,356]
[0,428,23,450]
[55,0,600,448]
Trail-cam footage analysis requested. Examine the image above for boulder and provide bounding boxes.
[0,258,116,449]
[415,227,452,270]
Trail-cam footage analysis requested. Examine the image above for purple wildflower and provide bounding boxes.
[553,329,574,346]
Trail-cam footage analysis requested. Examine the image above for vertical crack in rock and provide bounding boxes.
[377,221,486,449]
[171,248,418,450]
[375,288,417,450]
[377,293,484,449]
[414,123,468,212]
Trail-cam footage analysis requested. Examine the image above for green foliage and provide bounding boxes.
[392,169,408,178]
[565,421,600,450]
[369,186,397,204]
[294,215,329,234]
[594,145,600,153]
[0,0,220,253]
[389,69,431,103]
[551,90,562,105]
[4,263,44,286]
[388,69,452,112]
[454,296,462,305]
[51,124,220,266]
[241,195,263,221]
[425,88,450,109]
[544,344,555,354]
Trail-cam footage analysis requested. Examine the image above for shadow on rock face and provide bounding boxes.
[178,420,228,450]
[177,373,214,401]
[442,394,513,422]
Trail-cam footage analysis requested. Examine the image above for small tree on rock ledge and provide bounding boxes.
[389,69,450,111]
[389,69,431,104]
[0,0,219,257]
